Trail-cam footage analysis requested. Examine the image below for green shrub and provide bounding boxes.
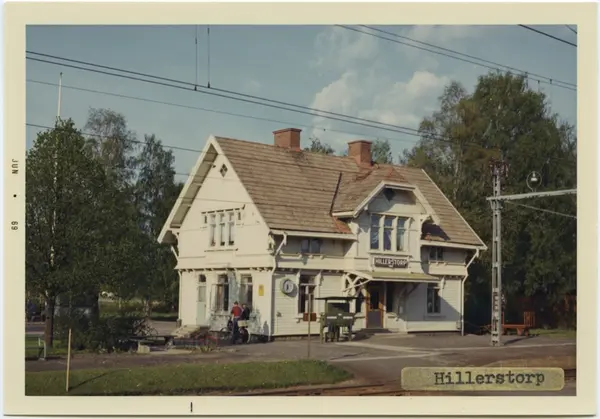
[55,309,155,353]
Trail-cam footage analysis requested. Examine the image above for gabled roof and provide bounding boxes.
[159,135,486,249]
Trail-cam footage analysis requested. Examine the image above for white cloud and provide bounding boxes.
[359,71,449,128]
[311,26,379,72]
[309,27,451,152]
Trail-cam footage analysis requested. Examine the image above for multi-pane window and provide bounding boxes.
[208,214,217,246]
[298,275,316,319]
[197,275,207,303]
[215,274,229,312]
[228,212,235,246]
[219,214,226,246]
[426,284,441,314]
[383,216,394,251]
[396,218,406,251]
[370,215,381,250]
[370,214,409,252]
[429,246,444,262]
[239,275,253,308]
[301,238,322,254]
[205,209,242,248]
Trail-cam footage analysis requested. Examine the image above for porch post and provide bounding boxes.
[382,281,387,328]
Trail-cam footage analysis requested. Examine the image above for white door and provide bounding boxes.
[196,275,207,325]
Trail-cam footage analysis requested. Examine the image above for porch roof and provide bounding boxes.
[345,271,441,290]
[370,271,439,283]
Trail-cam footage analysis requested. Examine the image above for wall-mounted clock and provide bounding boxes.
[280,279,295,295]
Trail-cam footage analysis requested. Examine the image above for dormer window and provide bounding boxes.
[301,238,321,254]
[383,189,395,201]
[370,214,409,252]
[429,246,444,262]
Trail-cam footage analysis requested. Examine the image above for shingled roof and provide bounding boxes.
[214,134,486,248]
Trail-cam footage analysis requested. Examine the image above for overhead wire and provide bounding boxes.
[355,25,576,90]
[26,54,577,163]
[505,201,576,219]
[27,79,418,147]
[518,24,577,48]
[27,54,442,142]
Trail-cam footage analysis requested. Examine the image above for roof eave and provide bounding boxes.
[157,135,221,244]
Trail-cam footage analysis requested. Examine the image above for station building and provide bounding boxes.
[159,128,487,338]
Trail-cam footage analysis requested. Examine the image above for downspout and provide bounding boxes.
[269,232,287,338]
[177,270,183,327]
[170,243,182,327]
[460,249,480,336]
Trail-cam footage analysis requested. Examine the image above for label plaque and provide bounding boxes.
[373,256,409,268]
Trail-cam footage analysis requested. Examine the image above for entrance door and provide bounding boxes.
[196,275,207,325]
[366,282,383,328]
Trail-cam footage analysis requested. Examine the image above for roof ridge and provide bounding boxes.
[215,135,355,162]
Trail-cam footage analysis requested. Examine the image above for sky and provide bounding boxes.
[26,25,577,180]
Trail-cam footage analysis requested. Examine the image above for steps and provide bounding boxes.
[171,325,209,338]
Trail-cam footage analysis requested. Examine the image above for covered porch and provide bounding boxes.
[342,270,441,331]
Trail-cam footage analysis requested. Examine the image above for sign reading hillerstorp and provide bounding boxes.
[373,256,409,268]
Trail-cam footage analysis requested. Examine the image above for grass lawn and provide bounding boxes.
[25,336,91,359]
[26,360,351,396]
[530,328,576,339]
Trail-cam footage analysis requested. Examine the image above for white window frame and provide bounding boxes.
[369,213,410,253]
[203,208,243,248]
[300,238,322,254]
[239,275,253,308]
[208,214,217,247]
[213,274,230,312]
[426,283,441,314]
[298,275,317,317]
[429,246,444,262]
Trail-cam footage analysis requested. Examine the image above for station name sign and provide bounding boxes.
[373,256,409,269]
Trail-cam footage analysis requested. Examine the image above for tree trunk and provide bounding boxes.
[90,293,100,322]
[44,296,56,348]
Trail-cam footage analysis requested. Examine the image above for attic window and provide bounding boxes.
[384,189,395,201]
[219,164,228,177]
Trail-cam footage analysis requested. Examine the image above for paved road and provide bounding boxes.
[26,320,177,337]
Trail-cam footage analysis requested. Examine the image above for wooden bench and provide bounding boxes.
[502,324,530,336]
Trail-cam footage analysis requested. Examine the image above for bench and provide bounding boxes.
[26,337,47,360]
[502,324,530,336]
[128,334,175,347]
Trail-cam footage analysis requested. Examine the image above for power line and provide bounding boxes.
[518,25,577,48]
[27,54,441,142]
[26,79,418,147]
[565,25,578,35]
[26,53,577,164]
[355,25,576,90]
[505,201,576,219]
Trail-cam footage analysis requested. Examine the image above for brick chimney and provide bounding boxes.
[273,128,301,151]
[348,140,372,166]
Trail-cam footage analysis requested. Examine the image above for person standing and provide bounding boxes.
[230,301,242,343]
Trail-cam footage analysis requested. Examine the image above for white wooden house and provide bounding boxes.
[158,128,487,338]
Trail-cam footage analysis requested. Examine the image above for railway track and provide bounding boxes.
[234,369,576,396]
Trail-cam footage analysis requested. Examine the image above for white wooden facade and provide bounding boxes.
[163,137,486,338]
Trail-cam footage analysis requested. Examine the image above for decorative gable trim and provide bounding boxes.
[157,135,270,245]
[333,180,441,225]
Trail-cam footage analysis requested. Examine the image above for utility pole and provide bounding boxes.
[306,285,312,359]
[47,72,62,336]
[489,158,508,347]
